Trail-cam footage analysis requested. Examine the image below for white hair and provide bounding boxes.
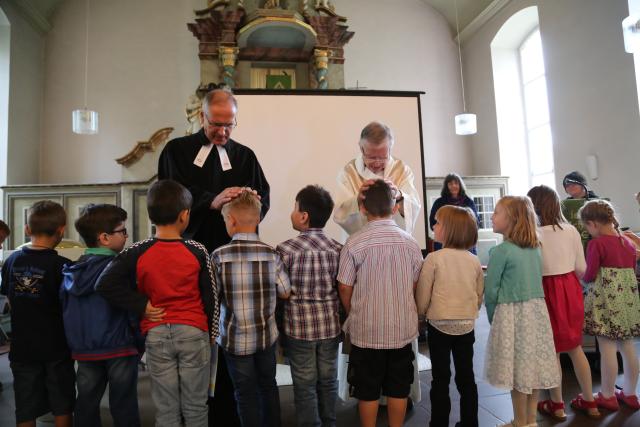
[358,121,394,148]
[201,88,238,119]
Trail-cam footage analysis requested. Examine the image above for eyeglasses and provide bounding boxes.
[204,115,237,131]
[361,147,390,163]
[362,153,390,163]
[363,155,389,163]
[109,228,128,236]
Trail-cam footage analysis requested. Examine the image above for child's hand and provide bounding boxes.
[623,230,640,248]
[144,302,165,322]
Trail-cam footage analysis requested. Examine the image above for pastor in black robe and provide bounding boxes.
[158,128,270,252]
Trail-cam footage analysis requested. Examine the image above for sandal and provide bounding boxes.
[615,390,640,410]
[537,399,567,421]
[570,393,602,419]
[593,392,620,412]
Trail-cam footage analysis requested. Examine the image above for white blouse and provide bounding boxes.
[538,224,586,277]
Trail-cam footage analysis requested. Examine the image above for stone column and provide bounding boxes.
[219,46,240,88]
[313,48,329,89]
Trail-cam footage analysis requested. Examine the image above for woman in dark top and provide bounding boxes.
[429,173,479,252]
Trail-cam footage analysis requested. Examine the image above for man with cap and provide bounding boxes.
[562,171,599,200]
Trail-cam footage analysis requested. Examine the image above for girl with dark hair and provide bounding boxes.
[527,185,600,421]
[429,173,479,252]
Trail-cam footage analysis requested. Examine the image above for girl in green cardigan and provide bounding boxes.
[484,196,560,427]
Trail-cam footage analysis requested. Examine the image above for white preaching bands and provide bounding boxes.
[193,143,233,171]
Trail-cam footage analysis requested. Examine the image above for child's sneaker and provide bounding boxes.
[594,392,620,411]
[615,390,640,410]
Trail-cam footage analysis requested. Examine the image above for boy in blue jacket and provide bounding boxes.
[60,204,141,426]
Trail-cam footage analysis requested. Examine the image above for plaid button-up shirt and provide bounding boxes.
[338,219,423,349]
[212,233,291,355]
[276,229,342,341]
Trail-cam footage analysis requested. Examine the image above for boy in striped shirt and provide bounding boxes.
[338,179,423,427]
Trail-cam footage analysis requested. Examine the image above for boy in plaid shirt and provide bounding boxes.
[277,185,342,427]
[212,191,291,427]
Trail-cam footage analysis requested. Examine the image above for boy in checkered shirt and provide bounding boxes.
[212,191,291,427]
[276,185,342,427]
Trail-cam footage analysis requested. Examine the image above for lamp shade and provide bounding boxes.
[455,113,477,135]
[72,109,99,134]
[622,15,640,53]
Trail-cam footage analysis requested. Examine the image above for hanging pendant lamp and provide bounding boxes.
[454,0,476,136]
[622,14,640,53]
[72,0,98,134]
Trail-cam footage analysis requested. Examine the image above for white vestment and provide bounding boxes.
[333,155,421,236]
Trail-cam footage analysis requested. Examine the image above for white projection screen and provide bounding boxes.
[232,90,427,249]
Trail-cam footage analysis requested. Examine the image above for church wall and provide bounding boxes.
[37,0,471,184]
[39,0,202,184]
[0,0,45,185]
[340,0,472,177]
[463,0,640,229]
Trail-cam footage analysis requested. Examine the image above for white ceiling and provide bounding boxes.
[422,0,495,33]
[29,0,62,19]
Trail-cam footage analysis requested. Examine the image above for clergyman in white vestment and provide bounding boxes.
[333,121,425,405]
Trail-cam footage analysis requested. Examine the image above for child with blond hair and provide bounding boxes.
[484,196,559,427]
[213,190,291,427]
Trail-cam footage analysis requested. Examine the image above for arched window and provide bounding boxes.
[0,6,10,190]
[491,7,556,195]
[518,28,555,188]
[629,0,640,110]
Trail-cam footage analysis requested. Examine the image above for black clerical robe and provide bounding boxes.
[158,129,270,252]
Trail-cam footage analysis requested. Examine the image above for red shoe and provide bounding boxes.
[537,399,567,421]
[570,394,602,419]
[615,390,640,410]
[594,392,620,411]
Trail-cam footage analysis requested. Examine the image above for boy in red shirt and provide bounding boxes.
[96,180,218,426]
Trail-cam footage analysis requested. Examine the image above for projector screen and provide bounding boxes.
[232,90,426,249]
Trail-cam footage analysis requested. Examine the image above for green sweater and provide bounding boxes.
[485,241,544,323]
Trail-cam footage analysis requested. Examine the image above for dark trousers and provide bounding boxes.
[427,323,478,427]
[75,356,140,427]
[224,343,281,427]
[208,346,241,426]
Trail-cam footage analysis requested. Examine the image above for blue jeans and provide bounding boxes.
[75,355,140,427]
[224,343,281,427]
[286,336,339,427]
[145,324,210,427]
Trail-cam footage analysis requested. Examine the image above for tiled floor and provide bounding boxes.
[1,310,639,426]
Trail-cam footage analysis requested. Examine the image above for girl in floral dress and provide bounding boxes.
[484,196,560,427]
[579,199,640,411]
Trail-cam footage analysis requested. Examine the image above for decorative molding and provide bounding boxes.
[306,15,354,61]
[456,0,512,45]
[188,9,246,58]
[115,127,174,167]
[195,0,230,16]
[7,0,52,34]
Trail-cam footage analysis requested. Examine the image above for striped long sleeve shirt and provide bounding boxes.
[337,219,423,349]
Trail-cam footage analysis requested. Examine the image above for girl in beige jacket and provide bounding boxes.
[416,205,484,427]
